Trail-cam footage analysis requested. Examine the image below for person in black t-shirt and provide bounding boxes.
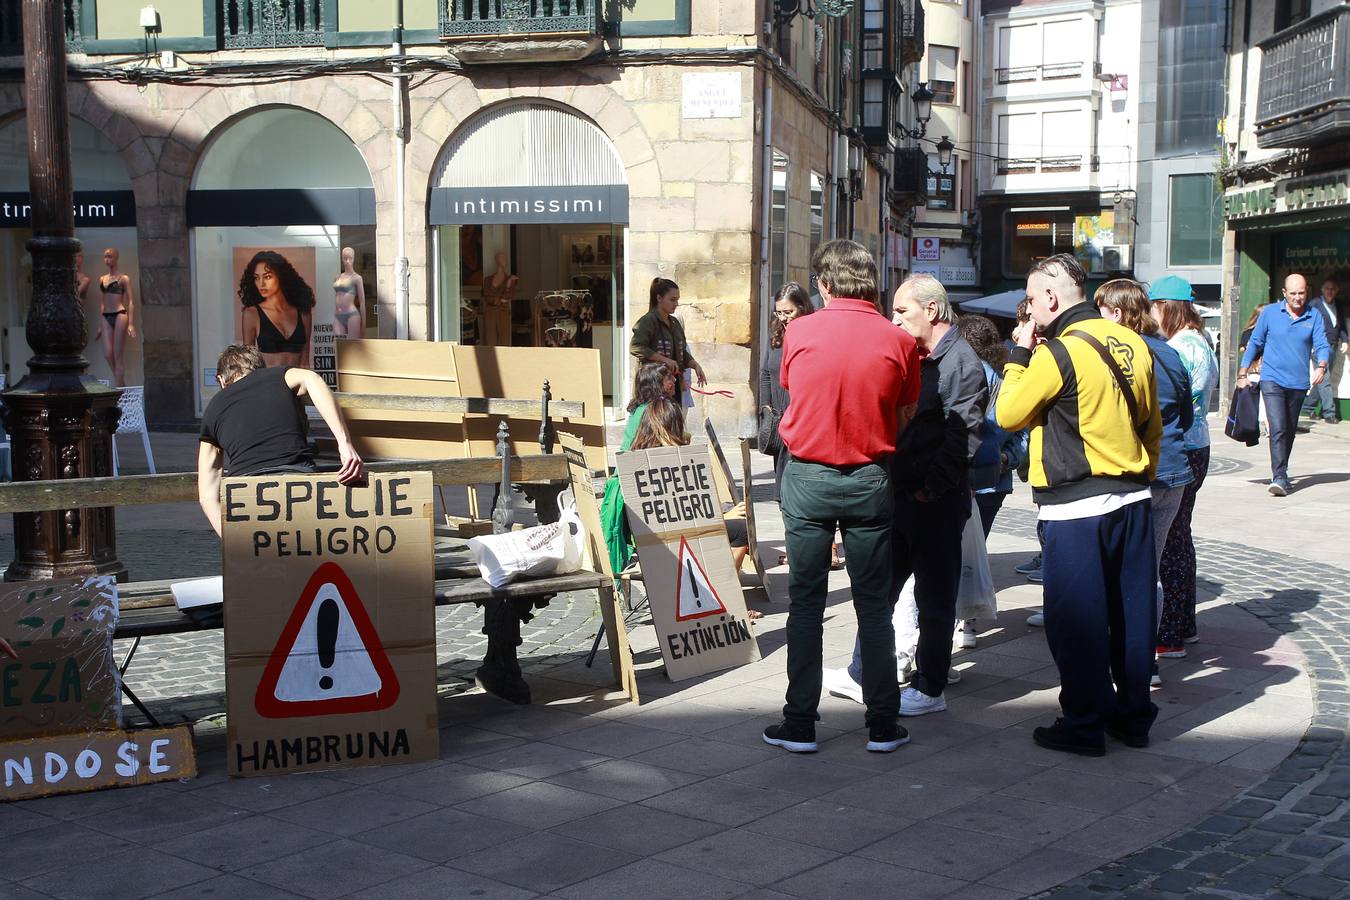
[198,345,364,536]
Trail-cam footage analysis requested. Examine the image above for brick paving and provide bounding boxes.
[1,424,1348,898]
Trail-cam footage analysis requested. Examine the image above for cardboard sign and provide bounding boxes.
[223,472,438,777]
[617,445,760,681]
[559,433,639,702]
[1,725,195,802]
[0,577,120,740]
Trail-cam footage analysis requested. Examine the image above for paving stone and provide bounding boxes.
[1245,780,1299,800]
[654,828,838,886]
[1194,813,1251,835]
[235,838,431,900]
[153,815,336,872]
[1185,851,1245,875]
[1210,870,1283,896]
[775,855,967,899]
[351,807,532,864]
[1255,812,1323,835]
[454,781,624,828]
[266,786,439,837]
[345,866,537,900]
[450,832,638,894]
[1294,795,1345,817]
[1150,869,1209,894]
[553,858,751,900]
[1221,798,1277,818]
[19,847,218,900]
[858,822,1036,881]
[641,775,801,828]
[1289,835,1346,858]
[1246,853,1316,878]
[1284,874,1350,899]
[1123,846,1189,873]
[742,797,911,853]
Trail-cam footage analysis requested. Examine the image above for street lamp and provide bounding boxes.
[897,82,935,140]
[936,135,954,172]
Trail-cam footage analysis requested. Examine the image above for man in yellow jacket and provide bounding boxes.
[996,254,1162,757]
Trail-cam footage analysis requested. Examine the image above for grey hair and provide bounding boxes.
[902,274,955,324]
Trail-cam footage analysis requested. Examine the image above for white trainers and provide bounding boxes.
[955,619,977,649]
[947,666,963,685]
[823,667,864,705]
[1026,610,1045,627]
[899,686,947,717]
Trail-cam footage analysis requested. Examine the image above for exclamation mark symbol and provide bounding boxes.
[317,598,339,690]
[687,560,702,608]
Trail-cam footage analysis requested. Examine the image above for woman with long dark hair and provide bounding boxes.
[239,250,315,369]
[630,277,707,404]
[1150,276,1219,656]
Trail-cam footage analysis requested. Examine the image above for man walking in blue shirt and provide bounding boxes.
[1238,274,1332,496]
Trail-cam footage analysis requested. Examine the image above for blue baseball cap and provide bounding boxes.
[1149,275,1195,302]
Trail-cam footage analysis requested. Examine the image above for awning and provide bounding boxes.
[954,289,1024,319]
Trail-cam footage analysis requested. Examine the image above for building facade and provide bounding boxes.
[1219,0,1349,413]
[974,0,1140,295]
[0,0,915,435]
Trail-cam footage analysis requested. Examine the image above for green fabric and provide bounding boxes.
[600,404,645,579]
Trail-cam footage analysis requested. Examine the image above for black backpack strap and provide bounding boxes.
[1062,330,1146,438]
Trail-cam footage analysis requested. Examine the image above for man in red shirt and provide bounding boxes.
[763,239,921,754]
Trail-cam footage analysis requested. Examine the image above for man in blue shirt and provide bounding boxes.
[1238,274,1331,496]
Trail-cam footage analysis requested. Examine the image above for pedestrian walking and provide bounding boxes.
[630,277,707,406]
[1150,276,1220,656]
[1302,276,1343,424]
[762,239,921,755]
[1238,274,1331,495]
[996,254,1162,756]
[1096,279,1194,687]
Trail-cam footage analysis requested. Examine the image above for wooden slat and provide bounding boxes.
[0,455,569,514]
[329,393,584,418]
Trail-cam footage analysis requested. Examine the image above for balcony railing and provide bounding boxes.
[997,155,1084,175]
[439,0,600,38]
[0,0,84,55]
[1255,5,1350,149]
[891,147,929,203]
[223,0,326,48]
[899,0,924,66]
[996,61,1084,84]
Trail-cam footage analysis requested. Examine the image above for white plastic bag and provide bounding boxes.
[955,495,997,620]
[467,491,587,588]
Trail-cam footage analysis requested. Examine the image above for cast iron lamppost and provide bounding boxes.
[3,0,125,581]
[897,82,935,140]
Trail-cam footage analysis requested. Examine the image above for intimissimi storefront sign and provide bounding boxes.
[429,185,629,225]
[0,191,137,228]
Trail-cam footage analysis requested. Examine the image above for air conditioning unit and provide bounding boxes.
[1102,245,1131,272]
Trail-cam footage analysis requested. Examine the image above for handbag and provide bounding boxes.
[1224,383,1262,447]
[757,405,783,457]
[955,496,997,620]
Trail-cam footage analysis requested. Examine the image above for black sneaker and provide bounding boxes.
[1105,722,1150,748]
[866,720,910,753]
[1032,718,1105,757]
[762,720,818,753]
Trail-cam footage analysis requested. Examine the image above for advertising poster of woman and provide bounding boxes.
[230,246,337,387]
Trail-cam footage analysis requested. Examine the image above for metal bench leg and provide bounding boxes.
[475,594,549,705]
[116,636,161,727]
[584,621,606,668]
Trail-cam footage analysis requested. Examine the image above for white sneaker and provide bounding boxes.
[1026,610,1045,627]
[955,619,977,649]
[899,686,947,717]
[823,667,863,705]
[947,666,962,685]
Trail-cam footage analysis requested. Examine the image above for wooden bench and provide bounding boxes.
[0,426,636,713]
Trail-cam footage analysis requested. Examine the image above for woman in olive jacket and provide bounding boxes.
[630,277,706,403]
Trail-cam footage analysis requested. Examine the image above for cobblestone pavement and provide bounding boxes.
[1,427,1348,898]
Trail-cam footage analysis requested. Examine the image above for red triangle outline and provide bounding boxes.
[253,561,401,719]
[673,536,728,622]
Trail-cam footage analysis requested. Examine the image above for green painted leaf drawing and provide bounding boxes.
[50,617,65,637]
[73,599,91,608]
[17,616,43,629]
[25,591,36,603]
[42,588,53,596]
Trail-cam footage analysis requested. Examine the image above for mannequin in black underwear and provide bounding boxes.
[239,250,314,370]
[332,246,365,339]
[94,247,136,386]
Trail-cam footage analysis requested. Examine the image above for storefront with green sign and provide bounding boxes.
[1224,168,1350,416]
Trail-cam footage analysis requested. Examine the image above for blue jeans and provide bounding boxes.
[1260,381,1307,484]
[1042,498,1158,741]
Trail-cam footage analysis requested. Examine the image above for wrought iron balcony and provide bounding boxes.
[899,0,924,67]
[222,0,326,49]
[891,147,929,204]
[1256,5,1350,148]
[0,0,84,55]
[439,0,601,39]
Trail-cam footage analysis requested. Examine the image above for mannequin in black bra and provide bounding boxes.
[332,246,365,339]
[94,247,136,386]
[239,250,314,370]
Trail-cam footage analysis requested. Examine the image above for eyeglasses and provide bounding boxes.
[773,309,796,320]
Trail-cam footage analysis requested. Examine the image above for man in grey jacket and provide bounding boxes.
[825,275,988,716]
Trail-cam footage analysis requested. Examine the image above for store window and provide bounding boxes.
[429,101,630,403]
[1005,209,1075,277]
[1169,174,1222,267]
[1156,0,1224,155]
[770,151,789,294]
[0,115,139,387]
[189,107,377,414]
[928,46,958,104]
[809,171,824,254]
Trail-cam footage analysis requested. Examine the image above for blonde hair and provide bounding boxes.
[1094,279,1158,336]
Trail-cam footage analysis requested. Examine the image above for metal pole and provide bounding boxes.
[4,0,125,581]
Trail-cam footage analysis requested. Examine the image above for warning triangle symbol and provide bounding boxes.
[674,536,728,622]
[254,561,400,719]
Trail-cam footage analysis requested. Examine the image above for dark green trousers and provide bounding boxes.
[781,457,899,727]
